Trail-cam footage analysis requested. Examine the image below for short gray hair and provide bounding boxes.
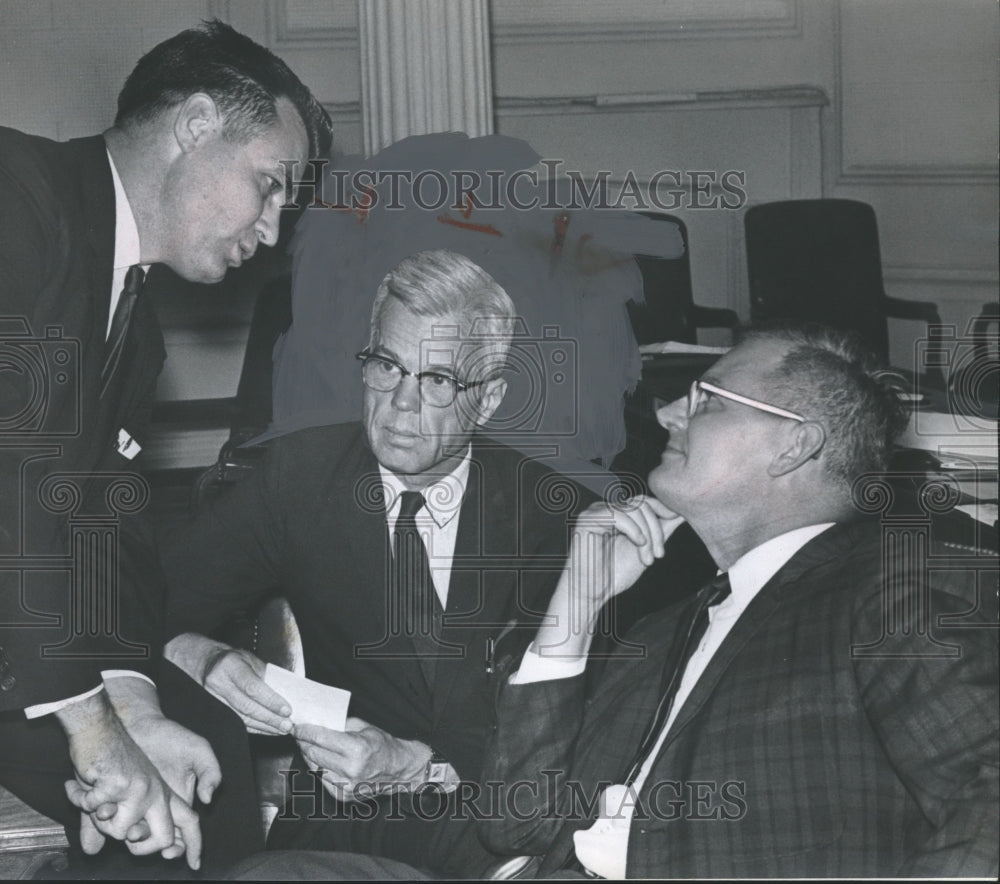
[368,249,516,381]
[741,323,908,488]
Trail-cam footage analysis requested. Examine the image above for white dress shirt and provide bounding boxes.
[105,148,145,338]
[379,446,472,608]
[23,149,152,719]
[513,522,835,879]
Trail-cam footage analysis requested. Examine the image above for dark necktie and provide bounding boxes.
[622,572,732,785]
[101,264,144,398]
[393,491,445,687]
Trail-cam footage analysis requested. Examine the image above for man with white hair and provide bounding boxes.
[162,249,594,876]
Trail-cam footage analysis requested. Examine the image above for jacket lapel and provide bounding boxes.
[68,136,116,335]
[430,442,515,720]
[653,522,860,755]
[341,437,438,704]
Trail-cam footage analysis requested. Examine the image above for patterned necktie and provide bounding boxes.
[622,572,732,785]
[101,264,144,398]
[393,491,444,687]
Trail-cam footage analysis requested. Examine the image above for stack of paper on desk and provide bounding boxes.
[264,663,351,732]
[900,411,999,463]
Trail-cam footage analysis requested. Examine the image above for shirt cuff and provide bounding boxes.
[23,684,104,719]
[509,644,587,685]
[22,671,155,719]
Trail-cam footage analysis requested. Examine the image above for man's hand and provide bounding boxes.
[571,494,682,599]
[104,676,221,806]
[74,788,203,868]
[534,495,683,658]
[294,717,431,801]
[165,633,293,735]
[54,691,184,862]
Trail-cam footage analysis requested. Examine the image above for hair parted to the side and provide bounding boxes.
[740,321,909,487]
[115,19,332,159]
[368,249,517,383]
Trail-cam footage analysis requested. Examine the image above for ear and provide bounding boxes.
[767,421,826,477]
[473,377,508,426]
[172,93,222,153]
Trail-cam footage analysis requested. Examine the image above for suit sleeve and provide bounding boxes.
[0,140,109,708]
[162,441,289,639]
[479,668,589,856]
[853,578,999,877]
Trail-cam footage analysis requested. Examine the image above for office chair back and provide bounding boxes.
[629,212,738,344]
[744,199,893,357]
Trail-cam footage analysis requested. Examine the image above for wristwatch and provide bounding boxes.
[423,748,450,784]
[421,747,459,793]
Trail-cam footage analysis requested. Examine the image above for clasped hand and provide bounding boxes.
[58,691,214,870]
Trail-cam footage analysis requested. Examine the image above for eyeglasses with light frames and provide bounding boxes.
[687,379,806,422]
[355,350,487,408]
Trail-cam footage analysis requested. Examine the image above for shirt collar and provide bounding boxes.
[106,148,143,271]
[379,445,472,528]
[726,523,836,603]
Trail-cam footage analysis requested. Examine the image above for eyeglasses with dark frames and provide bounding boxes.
[687,379,806,422]
[355,350,486,408]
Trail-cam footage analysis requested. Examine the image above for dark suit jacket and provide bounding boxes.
[164,422,594,779]
[0,127,166,709]
[482,519,999,878]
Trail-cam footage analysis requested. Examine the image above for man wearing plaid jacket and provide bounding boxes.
[478,322,998,878]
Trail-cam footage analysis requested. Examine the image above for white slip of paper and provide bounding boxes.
[264,663,351,732]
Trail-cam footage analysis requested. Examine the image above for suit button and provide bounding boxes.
[1,675,15,691]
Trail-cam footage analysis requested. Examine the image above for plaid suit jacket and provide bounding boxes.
[482,519,999,877]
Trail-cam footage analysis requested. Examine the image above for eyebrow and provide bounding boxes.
[369,347,460,376]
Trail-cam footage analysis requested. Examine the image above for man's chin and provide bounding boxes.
[169,258,230,285]
[647,463,679,504]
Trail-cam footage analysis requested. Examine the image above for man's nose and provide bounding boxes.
[655,396,687,431]
[391,374,421,412]
[254,196,281,248]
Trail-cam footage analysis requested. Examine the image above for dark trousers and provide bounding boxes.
[266,754,502,879]
[0,662,262,879]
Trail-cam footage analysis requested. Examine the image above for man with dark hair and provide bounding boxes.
[161,249,594,877]
[115,19,330,158]
[0,18,331,874]
[231,323,997,879]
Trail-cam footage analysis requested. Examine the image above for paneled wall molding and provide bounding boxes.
[883,267,1000,287]
[266,0,358,49]
[359,0,493,154]
[835,166,998,186]
[491,0,801,44]
[831,2,998,187]
[495,86,827,117]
